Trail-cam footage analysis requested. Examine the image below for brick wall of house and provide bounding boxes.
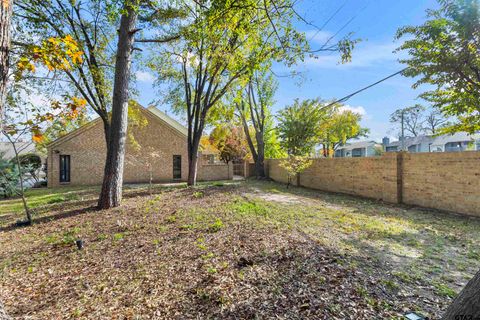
[266,151,480,216]
[47,109,231,187]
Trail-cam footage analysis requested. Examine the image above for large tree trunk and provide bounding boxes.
[187,135,200,186]
[0,0,12,132]
[98,1,137,209]
[442,269,480,319]
[255,131,266,178]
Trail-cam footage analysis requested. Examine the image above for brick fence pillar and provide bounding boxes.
[396,152,405,204]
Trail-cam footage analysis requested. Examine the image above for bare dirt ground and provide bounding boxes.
[1,180,479,319]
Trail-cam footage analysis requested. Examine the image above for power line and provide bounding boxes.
[324,68,408,108]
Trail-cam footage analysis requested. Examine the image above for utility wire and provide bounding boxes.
[324,68,408,108]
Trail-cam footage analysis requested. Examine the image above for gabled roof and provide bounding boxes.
[430,132,480,146]
[336,140,380,151]
[47,105,188,149]
[386,132,480,148]
[146,106,187,137]
[386,135,432,148]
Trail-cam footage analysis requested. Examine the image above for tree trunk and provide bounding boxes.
[187,135,200,186]
[255,131,266,178]
[6,134,32,224]
[0,0,12,132]
[442,269,480,319]
[98,1,137,209]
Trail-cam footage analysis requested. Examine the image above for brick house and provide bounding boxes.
[46,106,232,187]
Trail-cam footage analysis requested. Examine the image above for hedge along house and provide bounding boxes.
[46,106,232,187]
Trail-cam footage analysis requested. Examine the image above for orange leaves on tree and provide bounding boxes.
[32,130,44,143]
[34,35,84,71]
[16,35,84,79]
[5,96,87,144]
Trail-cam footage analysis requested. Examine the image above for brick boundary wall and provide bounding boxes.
[265,151,480,217]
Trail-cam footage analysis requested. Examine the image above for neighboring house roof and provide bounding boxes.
[336,141,379,151]
[386,132,480,149]
[386,135,432,148]
[0,142,36,160]
[430,132,479,146]
[47,105,188,149]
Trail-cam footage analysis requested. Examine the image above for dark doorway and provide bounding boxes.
[60,155,71,183]
[173,155,182,180]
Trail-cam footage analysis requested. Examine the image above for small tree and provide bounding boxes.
[277,98,328,187]
[2,95,86,224]
[279,155,312,188]
[210,125,248,164]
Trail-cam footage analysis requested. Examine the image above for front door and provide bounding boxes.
[173,155,182,180]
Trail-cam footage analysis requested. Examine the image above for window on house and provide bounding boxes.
[385,146,398,152]
[352,148,364,157]
[59,155,71,183]
[173,155,182,179]
[445,141,469,152]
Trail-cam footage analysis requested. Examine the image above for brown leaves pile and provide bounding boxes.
[0,185,443,319]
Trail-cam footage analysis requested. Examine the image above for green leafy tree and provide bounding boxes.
[319,105,369,157]
[277,98,327,156]
[15,0,184,208]
[277,98,328,187]
[397,3,480,316]
[264,125,286,159]
[396,0,480,134]
[152,0,310,185]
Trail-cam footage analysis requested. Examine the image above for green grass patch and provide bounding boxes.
[434,282,457,298]
[228,198,271,217]
[0,186,98,217]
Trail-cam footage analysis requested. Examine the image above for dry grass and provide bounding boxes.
[1,180,479,319]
